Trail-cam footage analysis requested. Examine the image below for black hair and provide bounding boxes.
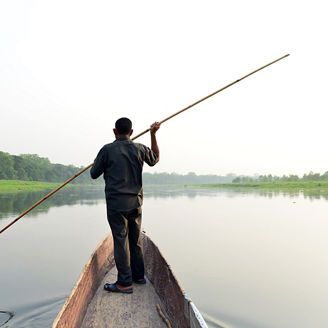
[115,117,132,135]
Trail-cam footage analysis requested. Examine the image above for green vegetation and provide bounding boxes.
[191,180,328,195]
[232,172,328,182]
[0,151,97,184]
[193,181,328,188]
[2,150,328,193]
[0,180,66,194]
[0,180,104,194]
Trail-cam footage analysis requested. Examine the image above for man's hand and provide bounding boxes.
[150,122,160,134]
[150,122,160,159]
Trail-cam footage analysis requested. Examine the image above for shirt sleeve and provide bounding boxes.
[90,147,106,179]
[143,145,159,167]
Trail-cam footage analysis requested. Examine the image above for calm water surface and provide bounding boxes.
[1,186,328,328]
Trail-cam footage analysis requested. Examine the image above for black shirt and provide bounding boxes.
[90,136,158,211]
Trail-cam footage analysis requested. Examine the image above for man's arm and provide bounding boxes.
[90,147,105,179]
[150,122,160,159]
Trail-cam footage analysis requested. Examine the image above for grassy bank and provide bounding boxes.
[3,179,328,195]
[0,180,70,194]
[190,180,328,193]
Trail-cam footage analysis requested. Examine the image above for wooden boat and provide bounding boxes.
[52,232,208,328]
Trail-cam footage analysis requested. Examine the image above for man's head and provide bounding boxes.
[114,117,133,138]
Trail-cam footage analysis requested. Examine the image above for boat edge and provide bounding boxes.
[53,232,216,328]
[52,234,114,328]
[142,232,209,328]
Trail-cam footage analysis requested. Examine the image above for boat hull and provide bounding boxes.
[53,233,208,328]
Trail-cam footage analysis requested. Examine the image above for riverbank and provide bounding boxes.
[3,179,328,195]
[191,181,328,194]
[0,180,76,194]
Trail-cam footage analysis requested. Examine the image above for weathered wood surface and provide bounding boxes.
[53,233,209,328]
[52,235,115,328]
[143,235,208,328]
[81,266,169,328]
[142,235,190,328]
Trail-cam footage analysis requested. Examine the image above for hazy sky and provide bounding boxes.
[1,0,327,176]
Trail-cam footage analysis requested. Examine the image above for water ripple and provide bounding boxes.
[0,311,14,327]
[4,295,68,328]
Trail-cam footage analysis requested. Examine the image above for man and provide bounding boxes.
[90,117,160,294]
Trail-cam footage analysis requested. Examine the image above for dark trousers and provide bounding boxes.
[106,205,144,286]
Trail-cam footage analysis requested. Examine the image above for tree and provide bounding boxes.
[0,151,15,179]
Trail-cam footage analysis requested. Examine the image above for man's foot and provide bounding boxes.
[133,278,147,285]
[104,283,133,294]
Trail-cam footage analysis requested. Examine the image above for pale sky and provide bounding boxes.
[0,0,327,176]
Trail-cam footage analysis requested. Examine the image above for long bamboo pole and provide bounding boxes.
[0,53,289,235]
[133,53,290,139]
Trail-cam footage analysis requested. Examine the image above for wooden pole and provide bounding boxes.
[0,54,290,235]
[132,53,290,139]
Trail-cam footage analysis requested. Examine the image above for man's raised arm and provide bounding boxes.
[150,122,160,159]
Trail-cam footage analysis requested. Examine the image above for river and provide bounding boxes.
[1,186,328,328]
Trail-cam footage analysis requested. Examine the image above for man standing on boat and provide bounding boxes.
[90,117,160,293]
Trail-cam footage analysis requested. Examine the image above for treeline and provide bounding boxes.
[143,172,236,184]
[0,151,97,184]
[4,150,328,185]
[233,171,328,183]
[0,151,238,184]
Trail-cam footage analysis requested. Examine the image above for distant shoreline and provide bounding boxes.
[0,180,100,194]
[190,181,328,193]
[2,179,328,195]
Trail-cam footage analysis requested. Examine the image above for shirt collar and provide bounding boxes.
[115,135,130,142]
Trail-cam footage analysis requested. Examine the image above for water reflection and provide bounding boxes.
[145,185,328,202]
[1,185,328,221]
[0,187,105,219]
[1,185,328,328]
